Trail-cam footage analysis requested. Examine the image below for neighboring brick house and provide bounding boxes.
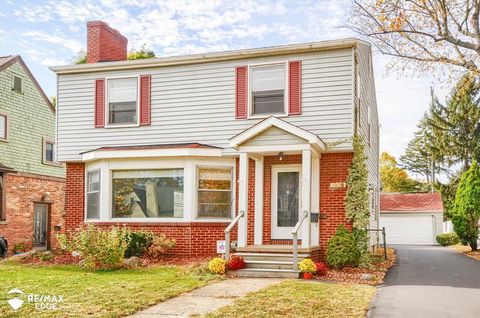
[0,55,65,253]
[51,21,380,275]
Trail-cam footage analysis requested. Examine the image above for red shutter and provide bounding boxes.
[139,75,151,126]
[94,79,105,128]
[235,66,248,119]
[289,61,302,115]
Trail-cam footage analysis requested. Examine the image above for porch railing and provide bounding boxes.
[224,210,244,260]
[292,210,309,271]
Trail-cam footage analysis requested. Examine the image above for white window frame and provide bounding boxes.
[248,62,289,119]
[42,137,61,166]
[195,165,235,220]
[0,113,8,142]
[111,168,186,220]
[85,169,101,220]
[85,157,236,223]
[105,76,140,128]
[12,75,23,93]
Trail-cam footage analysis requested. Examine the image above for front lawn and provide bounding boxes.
[206,280,375,318]
[0,260,217,318]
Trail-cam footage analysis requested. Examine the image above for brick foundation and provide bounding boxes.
[0,173,65,253]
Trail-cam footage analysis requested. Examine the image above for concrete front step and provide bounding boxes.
[231,268,300,278]
[245,260,295,270]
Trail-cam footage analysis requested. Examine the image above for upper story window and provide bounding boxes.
[250,64,286,116]
[112,169,184,219]
[12,76,22,93]
[42,138,60,165]
[86,170,100,220]
[107,77,138,125]
[0,114,7,141]
[197,167,232,218]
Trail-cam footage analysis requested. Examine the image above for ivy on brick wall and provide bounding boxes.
[345,136,370,254]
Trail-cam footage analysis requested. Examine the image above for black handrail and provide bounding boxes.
[366,227,387,260]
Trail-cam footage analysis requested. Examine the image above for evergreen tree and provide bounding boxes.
[427,75,480,171]
[452,161,480,251]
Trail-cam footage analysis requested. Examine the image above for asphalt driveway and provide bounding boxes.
[368,245,480,318]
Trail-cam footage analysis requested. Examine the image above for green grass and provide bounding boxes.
[207,280,376,318]
[0,261,217,318]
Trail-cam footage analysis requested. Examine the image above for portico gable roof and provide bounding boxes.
[229,117,326,152]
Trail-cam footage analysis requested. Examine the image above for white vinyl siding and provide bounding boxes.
[56,49,355,161]
[356,43,380,246]
[241,126,307,147]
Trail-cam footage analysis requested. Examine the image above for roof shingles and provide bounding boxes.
[380,193,443,212]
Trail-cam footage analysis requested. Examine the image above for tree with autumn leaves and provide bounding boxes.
[381,152,427,193]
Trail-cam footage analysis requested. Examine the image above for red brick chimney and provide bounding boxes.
[86,21,127,63]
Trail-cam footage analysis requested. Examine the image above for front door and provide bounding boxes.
[33,203,48,247]
[271,165,301,239]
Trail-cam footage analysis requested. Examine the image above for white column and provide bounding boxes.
[254,156,264,245]
[301,149,312,248]
[237,152,249,247]
[311,153,320,246]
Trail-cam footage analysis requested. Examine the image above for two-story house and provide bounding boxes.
[51,21,379,275]
[0,55,65,253]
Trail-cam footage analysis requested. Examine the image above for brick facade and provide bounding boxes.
[319,152,353,259]
[87,21,127,64]
[0,173,65,253]
[63,152,353,259]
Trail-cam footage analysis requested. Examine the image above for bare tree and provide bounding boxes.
[350,0,480,76]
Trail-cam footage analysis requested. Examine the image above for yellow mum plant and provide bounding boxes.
[298,258,317,273]
[208,257,227,274]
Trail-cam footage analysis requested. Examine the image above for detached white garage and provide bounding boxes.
[380,193,444,245]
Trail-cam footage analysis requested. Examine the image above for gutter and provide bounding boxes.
[50,38,368,75]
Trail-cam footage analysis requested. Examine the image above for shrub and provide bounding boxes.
[298,258,317,273]
[125,231,154,258]
[227,256,246,270]
[208,257,227,274]
[13,242,26,253]
[326,225,361,269]
[315,261,328,276]
[146,234,176,258]
[436,232,460,246]
[56,225,130,270]
[38,251,54,261]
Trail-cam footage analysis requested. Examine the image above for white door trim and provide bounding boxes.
[271,164,302,239]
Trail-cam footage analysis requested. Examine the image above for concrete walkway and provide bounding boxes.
[368,245,480,318]
[129,278,284,317]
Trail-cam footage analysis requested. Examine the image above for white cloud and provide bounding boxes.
[22,31,83,53]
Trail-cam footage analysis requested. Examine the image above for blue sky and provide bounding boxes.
[0,0,450,168]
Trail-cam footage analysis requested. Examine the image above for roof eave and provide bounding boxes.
[50,38,367,75]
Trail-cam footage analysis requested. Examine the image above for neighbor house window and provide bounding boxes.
[43,138,56,164]
[367,105,372,146]
[107,77,138,125]
[251,64,285,115]
[86,170,100,219]
[0,114,6,141]
[12,76,22,93]
[197,167,232,218]
[112,169,184,218]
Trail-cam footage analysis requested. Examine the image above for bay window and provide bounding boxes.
[112,169,184,218]
[251,64,285,115]
[107,77,138,125]
[86,170,100,219]
[197,167,232,218]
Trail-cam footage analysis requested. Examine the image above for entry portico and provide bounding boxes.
[230,117,326,250]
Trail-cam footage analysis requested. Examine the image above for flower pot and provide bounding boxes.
[302,272,314,279]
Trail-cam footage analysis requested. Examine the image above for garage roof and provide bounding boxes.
[380,193,443,212]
